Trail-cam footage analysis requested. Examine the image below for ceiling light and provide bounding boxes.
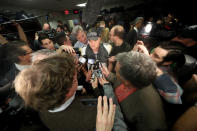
[76,3,87,7]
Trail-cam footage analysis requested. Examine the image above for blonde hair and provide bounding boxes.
[14,53,75,111]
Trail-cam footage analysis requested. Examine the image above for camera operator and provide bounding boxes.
[38,33,56,50]
[55,31,72,47]
[0,21,28,45]
[33,23,56,51]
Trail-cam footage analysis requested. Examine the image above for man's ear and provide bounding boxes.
[163,61,173,66]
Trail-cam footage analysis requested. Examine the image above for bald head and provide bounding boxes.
[111,25,125,40]
[43,23,50,31]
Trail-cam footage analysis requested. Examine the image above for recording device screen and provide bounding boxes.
[79,57,86,64]
[88,59,95,65]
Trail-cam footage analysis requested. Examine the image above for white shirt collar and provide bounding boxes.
[48,93,76,113]
[134,27,139,33]
[15,63,30,71]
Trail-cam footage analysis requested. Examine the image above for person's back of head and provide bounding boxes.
[4,41,30,64]
[31,49,56,64]
[55,32,66,46]
[14,53,75,111]
[112,25,125,40]
[115,51,157,89]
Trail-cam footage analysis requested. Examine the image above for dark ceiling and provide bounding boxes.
[0,0,150,11]
[0,0,87,11]
[0,0,196,24]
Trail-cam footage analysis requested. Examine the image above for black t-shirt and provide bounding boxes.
[110,42,132,56]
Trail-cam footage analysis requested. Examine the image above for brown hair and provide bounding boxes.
[14,53,75,111]
[112,25,125,40]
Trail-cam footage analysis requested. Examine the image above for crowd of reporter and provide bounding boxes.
[0,13,197,131]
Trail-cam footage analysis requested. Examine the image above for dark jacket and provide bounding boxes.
[39,95,97,131]
[0,64,19,87]
[110,42,132,57]
[126,29,138,48]
[107,73,168,131]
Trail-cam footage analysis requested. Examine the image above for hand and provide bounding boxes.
[11,20,20,27]
[133,43,149,56]
[35,32,39,40]
[80,65,88,75]
[86,70,92,82]
[137,45,149,55]
[156,67,164,76]
[77,64,83,72]
[60,45,75,54]
[108,56,115,63]
[101,65,110,78]
[136,40,144,46]
[133,40,144,51]
[98,77,109,86]
[96,96,116,131]
[81,88,87,94]
[91,77,98,89]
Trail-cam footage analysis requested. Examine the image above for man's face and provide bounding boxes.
[41,38,55,50]
[115,61,132,87]
[76,30,87,44]
[20,45,33,65]
[88,38,100,52]
[150,47,168,65]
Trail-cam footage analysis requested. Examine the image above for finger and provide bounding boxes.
[108,98,114,120]
[68,48,73,54]
[98,78,103,85]
[71,48,75,53]
[98,78,102,85]
[103,96,108,117]
[111,104,116,124]
[97,96,102,117]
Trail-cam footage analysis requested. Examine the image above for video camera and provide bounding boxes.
[37,29,56,41]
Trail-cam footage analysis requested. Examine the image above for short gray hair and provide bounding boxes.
[134,17,144,25]
[72,25,84,36]
[31,49,56,63]
[116,51,157,88]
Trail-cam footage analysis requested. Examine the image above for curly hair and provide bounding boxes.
[14,53,75,111]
